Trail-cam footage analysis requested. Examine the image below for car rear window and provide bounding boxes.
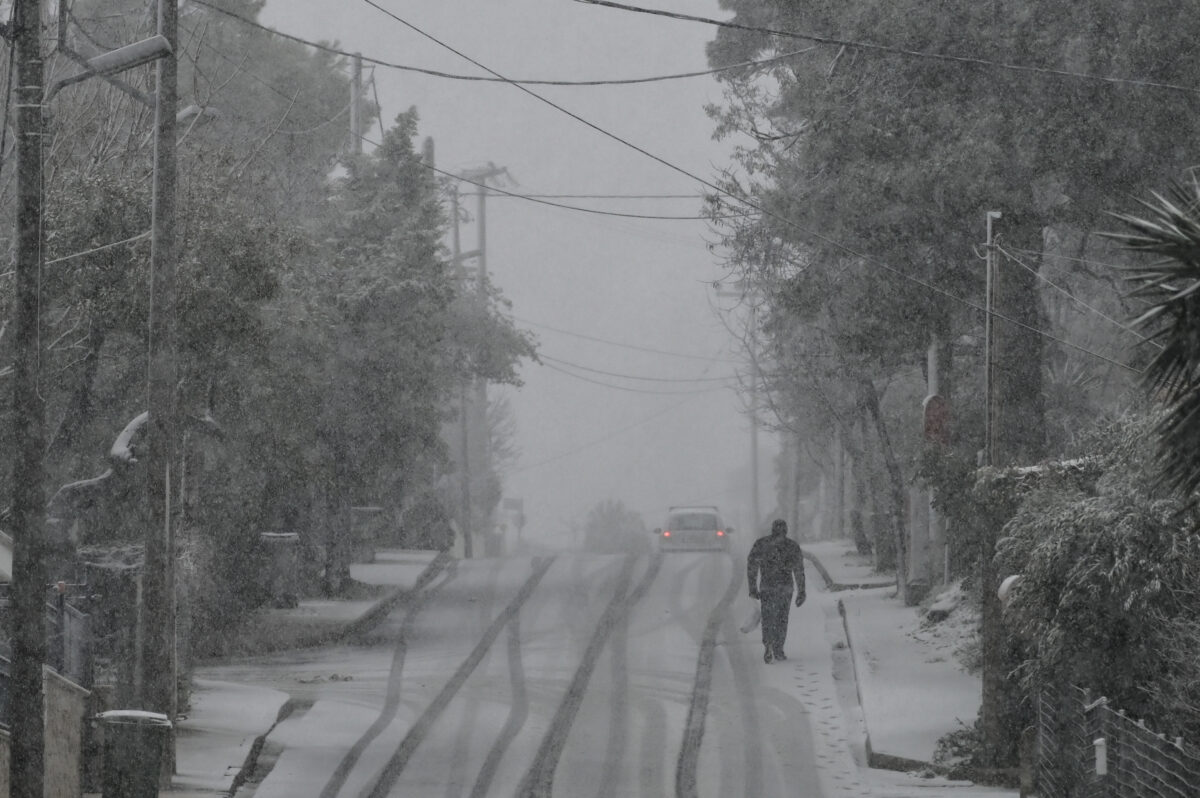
[668,513,719,530]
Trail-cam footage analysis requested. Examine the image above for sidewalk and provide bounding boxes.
[162,548,445,796]
[802,537,1005,791]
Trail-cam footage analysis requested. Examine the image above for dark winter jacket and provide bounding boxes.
[747,533,805,595]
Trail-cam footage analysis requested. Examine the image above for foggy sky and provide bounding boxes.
[263,0,778,540]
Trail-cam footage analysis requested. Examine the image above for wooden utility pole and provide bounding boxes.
[10,1,47,795]
[143,0,178,776]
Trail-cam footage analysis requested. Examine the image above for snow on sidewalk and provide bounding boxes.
[348,548,439,587]
[172,678,290,794]
[838,586,981,765]
[804,538,893,588]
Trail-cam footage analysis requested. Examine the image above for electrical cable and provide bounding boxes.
[541,353,735,383]
[574,0,1200,97]
[180,18,733,222]
[428,161,736,220]
[190,0,813,87]
[1001,245,1146,280]
[511,394,703,474]
[542,360,729,394]
[511,314,742,363]
[360,0,1143,375]
[45,230,151,266]
[995,243,1161,349]
[485,193,700,200]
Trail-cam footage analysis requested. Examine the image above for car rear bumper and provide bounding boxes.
[657,532,729,551]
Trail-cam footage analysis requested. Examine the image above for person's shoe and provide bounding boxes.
[763,647,774,664]
[774,648,787,661]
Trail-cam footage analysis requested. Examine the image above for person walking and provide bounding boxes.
[747,518,805,663]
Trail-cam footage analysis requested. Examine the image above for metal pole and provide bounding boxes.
[143,1,178,772]
[983,211,1001,467]
[477,179,488,289]
[10,1,48,794]
[749,302,761,536]
[350,53,362,154]
[450,186,473,559]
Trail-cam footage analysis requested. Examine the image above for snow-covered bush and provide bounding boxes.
[995,414,1200,734]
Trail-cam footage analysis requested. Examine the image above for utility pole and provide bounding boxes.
[456,164,505,549]
[450,183,474,558]
[143,0,178,780]
[350,53,362,154]
[983,210,1001,467]
[10,1,47,795]
[980,209,1008,768]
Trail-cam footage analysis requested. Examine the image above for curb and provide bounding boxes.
[802,547,895,593]
[836,596,946,777]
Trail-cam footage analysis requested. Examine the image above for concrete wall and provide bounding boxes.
[0,669,87,798]
[43,666,90,798]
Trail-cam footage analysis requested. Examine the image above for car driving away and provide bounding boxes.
[655,505,731,552]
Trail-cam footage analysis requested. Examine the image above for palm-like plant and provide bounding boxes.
[1108,176,1200,501]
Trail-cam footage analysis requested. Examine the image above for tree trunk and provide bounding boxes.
[860,377,909,604]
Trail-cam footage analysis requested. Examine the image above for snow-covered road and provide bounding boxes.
[209,551,825,798]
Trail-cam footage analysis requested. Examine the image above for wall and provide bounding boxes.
[43,666,89,798]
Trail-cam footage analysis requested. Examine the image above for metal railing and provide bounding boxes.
[1037,685,1200,797]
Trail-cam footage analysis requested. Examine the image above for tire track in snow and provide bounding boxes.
[516,552,663,798]
[664,554,760,796]
[442,563,503,798]
[718,603,764,798]
[675,553,743,798]
[318,560,460,798]
[595,571,631,798]
[467,613,527,798]
[359,556,556,798]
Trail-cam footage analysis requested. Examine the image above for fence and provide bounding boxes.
[1037,685,1200,797]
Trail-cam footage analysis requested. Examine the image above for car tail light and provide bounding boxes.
[717,530,725,537]
[662,530,671,537]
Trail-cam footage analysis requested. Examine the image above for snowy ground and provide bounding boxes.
[164,542,1015,797]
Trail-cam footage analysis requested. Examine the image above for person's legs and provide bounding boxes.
[774,591,793,658]
[760,598,776,662]
[761,589,790,656]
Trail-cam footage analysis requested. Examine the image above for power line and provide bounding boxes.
[995,243,1161,350]
[543,361,728,394]
[512,395,702,474]
[575,0,1200,97]
[360,0,1140,374]
[190,0,813,87]
[541,353,734,383]
[178,23,731,222]
[43,231,151,267]
[430,162,733,220]
[512,314,742,363]
[485,192,700,200]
